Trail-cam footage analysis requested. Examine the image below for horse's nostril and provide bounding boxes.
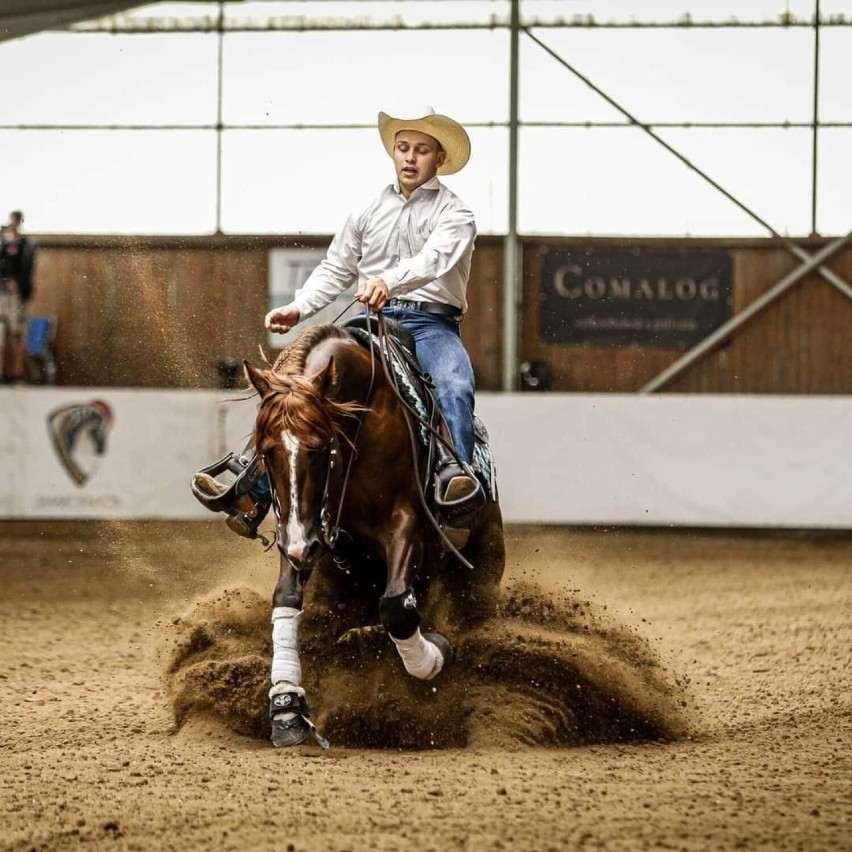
[304,539,323,564]
[286,538,323,567]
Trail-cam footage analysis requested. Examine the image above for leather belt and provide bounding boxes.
[387,298,463,318]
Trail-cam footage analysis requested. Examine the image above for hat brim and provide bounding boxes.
[378,111,471,176]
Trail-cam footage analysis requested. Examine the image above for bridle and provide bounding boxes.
[265,312,378,562]
[318,438,342,549]
[264,300,477,571]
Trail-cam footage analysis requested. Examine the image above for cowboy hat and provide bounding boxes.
[378,108,471,176]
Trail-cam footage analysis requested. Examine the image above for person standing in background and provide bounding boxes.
[0,211,36,382]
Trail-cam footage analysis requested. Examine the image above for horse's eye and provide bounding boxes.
[306,449,325,467]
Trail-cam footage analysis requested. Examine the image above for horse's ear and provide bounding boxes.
[313,355,336,398]
[243,360,272,398]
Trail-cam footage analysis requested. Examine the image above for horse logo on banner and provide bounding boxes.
[47,400,114,486]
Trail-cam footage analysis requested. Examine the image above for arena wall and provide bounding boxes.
[26,236,852,394]
[2,387,850,528]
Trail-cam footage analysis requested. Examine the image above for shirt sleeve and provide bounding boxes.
[293,213,362,319]
[382,203,476,296]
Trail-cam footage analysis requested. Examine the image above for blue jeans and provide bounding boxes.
[382,304,476,464]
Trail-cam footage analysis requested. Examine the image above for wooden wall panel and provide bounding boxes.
[666,251,852,394]
[462,240,503,391]
[521,240,852,394]
[30,243,271,387]
[25,236,852,393]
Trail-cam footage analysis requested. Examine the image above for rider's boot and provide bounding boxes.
[190,447,271,540]
[433,441,485,527]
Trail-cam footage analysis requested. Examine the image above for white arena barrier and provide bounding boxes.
[0,388,850,529]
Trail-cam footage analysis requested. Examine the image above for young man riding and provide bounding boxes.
[194,107,483,533]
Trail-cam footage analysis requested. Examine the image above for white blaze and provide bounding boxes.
[282,430,307,560]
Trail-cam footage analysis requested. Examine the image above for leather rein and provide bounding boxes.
[267,300,476,572]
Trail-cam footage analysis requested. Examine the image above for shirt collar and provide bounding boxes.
[391,175,442,197]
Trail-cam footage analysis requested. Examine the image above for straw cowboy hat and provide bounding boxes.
[378,108,471,176]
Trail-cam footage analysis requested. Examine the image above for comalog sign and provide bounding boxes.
[540,248,733,348]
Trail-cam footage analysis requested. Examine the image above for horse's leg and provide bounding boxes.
[379,511,451,680]
[425,501,505,636]
[269,557,325,748]
[455,501,506,624]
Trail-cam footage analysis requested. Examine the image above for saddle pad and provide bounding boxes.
[347,326,432,446]
[348,327,497,502]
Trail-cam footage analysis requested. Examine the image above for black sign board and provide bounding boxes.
[540,248,733,348]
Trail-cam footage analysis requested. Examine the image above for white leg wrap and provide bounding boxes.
[271,606,303,688]
[391,628,444,680]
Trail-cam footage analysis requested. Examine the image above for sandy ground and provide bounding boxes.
[1,521,850,851]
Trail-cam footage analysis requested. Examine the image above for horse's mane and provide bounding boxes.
[254,325,363,453]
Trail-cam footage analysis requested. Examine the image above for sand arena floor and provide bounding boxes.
[1,521,850,851]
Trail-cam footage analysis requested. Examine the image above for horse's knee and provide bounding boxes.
[379,588,421,640]
[272,566,310,610]
[273,587,302,610]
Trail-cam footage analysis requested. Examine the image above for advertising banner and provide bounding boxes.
[1,388,850,528]
[540,247,733,348]
[1,388,256,520]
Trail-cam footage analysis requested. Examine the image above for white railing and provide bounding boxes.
[2,387,850,528]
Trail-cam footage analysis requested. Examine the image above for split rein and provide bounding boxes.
[265,298,476,572]
[366,307,477,572]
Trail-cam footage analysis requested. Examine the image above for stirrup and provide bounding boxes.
[190,451,262,513]
[190,452,271,540]
[433,461,486,523]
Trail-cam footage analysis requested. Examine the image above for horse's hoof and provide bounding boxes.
[423,632,455,672]
[336,624,385,651]
[271,713,310,748]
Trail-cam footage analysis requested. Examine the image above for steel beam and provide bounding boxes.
[525,27,852,305]
[811,0,821,236]
[63,13,852,36]
[502,0,520,391]
[214,1,224,235]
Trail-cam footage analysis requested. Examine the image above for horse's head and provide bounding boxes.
[246,351,361,570]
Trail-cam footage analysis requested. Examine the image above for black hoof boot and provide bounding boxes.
[423,632,455,673]
[271,712,311,748]
[269,690,329,750]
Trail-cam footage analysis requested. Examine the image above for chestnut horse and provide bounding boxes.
[244,321,505,748]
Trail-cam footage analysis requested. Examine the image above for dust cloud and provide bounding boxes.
[161,580,691,750]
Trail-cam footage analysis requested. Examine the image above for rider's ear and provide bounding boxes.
[244,360,272,397]
[313,355,336,398]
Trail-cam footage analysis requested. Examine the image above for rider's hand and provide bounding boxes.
[265,303,301,334]
[356,278,389,310]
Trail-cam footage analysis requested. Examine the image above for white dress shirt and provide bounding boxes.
[293,176,476,319]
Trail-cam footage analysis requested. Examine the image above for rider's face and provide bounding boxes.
[393,130,445,198]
